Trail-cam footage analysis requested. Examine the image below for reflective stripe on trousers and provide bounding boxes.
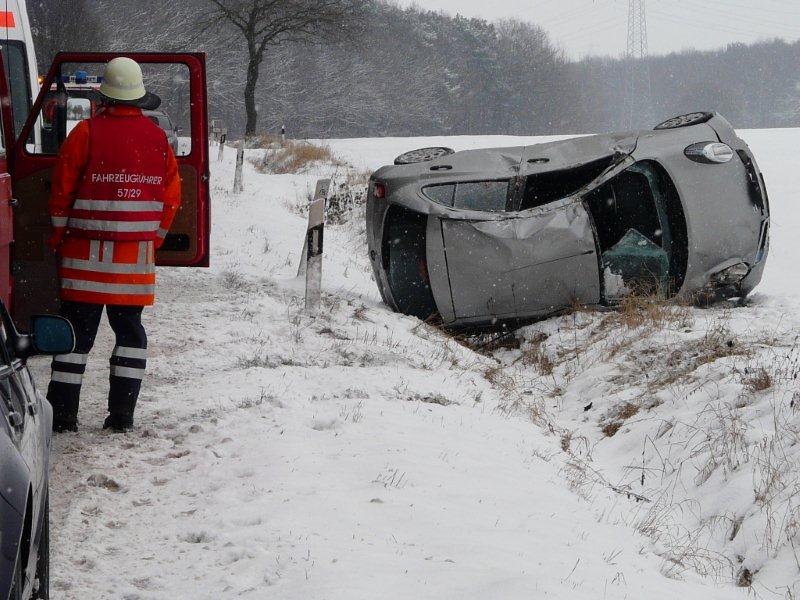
[47,303,148,422]
[50,352,89,386]
[111,346,147,381]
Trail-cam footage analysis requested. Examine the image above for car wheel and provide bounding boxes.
[393,147,454,165]
[654,112,713,130]
[32,494,49,599]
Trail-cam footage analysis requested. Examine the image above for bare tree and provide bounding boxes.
[204,0,365,137]
[29,0,109,70]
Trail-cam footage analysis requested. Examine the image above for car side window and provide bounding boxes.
[423,184,454,207]
[520,157,614,211]
[0,320,13,366]
[424,181,511,212]
[0,320,24,426]
[454,181,510,212]
[585,163,664,252]
[5,373,27,428]
[0,376,18,420]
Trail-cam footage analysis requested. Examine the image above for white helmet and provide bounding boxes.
[99,57,161,109]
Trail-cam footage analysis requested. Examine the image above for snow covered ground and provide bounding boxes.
[27,129,800,598]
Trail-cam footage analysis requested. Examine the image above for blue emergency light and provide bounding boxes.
[61,72,103,85]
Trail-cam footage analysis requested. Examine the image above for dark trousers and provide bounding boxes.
[47,301,147,425]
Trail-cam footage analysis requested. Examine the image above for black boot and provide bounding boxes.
[103,413,133,433]
[52,417,78,433]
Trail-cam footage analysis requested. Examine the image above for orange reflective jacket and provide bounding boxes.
[48,105,182,306]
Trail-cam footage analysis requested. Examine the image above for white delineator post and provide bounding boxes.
[217,129,227,162]
[304,178,330,314]
[233,139,244,193]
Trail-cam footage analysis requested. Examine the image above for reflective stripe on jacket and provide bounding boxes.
[58,238,156,305]
[48,105,182,306]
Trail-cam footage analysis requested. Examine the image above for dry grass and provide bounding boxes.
[520,340,554,375]
[601,402,641,437]
[599,292,693,331]
[254,141,341,174]
[483,364,516,393]
[741,366,773,393]
[245,133,285,149]
[444,330,521,357]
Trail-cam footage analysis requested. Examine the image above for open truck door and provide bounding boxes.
[8,52,210,326]
[0,51,15,312]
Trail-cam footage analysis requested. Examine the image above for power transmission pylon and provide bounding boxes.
[624,0,653,129]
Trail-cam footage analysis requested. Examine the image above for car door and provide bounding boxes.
[438,179,519,320]
[439,179,601,321]
[7,52,210,326]
[443,202,601,321]
[508,200,601,316]
[441,217,519,320]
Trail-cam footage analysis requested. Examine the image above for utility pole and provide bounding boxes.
[625,0,653,129]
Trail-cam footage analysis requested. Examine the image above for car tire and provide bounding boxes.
[393,147,454,165]
[32,494,49,600]
[654,112,714,130]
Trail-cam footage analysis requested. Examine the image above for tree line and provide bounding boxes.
[27,0,800,138]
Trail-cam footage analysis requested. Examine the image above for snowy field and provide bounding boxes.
[27,129,800,598]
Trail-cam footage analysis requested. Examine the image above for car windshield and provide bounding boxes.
[585,160,688,294]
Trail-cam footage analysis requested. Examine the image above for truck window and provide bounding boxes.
[0,41,32,141]
[27,62,192,157]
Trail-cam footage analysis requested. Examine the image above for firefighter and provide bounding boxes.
[46,57,181,433]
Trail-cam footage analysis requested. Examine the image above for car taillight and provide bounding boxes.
[373,182,386,199]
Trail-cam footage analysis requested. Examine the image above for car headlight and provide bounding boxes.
[711,262,750,286]
[684,142,734,164]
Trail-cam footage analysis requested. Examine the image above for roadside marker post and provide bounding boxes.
[303,178,330,314]
[218,129,227,162]
[233,139,244,193]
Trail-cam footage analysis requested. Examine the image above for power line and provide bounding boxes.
[539,2,609,28]
[557,15,626,42]
[654,2,800,37]
[649,7,793,41]
[688,0,800,20]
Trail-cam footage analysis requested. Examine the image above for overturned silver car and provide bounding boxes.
[366,112,770,327]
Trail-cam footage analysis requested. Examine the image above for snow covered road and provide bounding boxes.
[28,129,800,598]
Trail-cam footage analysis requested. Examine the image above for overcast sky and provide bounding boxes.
[395,0,800,59]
